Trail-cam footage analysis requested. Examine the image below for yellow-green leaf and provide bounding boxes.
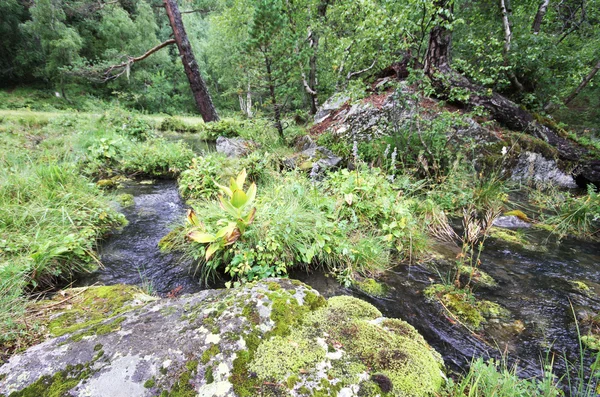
[205,243,220,260]
[215,182,233,198]
[236,168,247,189]
[246,183,257,206]
[231,189,247,208]
[187,231,216,243]
[219,196,240,218]
[186,209,200,226]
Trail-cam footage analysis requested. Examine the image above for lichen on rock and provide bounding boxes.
[0,279,444,397]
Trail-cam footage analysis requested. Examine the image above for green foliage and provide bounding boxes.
[119,139,195,177]
[187,169,258,262]
[444,358,561,397]
[541,185,600,240]
[175,170,389,286]
[0,161,126,347]
[178,156,223,200]
[324,168,429,260]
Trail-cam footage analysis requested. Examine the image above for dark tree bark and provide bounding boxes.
[302,0,332,115]
[264,55,284,140]
[532,0,550,34]
[163,0,219,122]
[423,0,453,76]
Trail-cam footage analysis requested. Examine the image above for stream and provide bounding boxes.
[81,143,600,382]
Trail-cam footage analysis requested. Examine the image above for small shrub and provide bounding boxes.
[159,117,200,133]
[178,156,223,200]
[119,139,195,177]
[203,118,241,140]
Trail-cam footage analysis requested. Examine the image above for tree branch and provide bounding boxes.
[563,59,600,106]
[102,39,176,82]
[346,59,377,81]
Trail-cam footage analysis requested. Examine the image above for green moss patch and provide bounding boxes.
[424,284,508,330]
[458,265,497,288]
[230,284,443,397]
[355,278,389,297]
[490,228,545,252]
[116,193,134,207]
[38,285,149,338]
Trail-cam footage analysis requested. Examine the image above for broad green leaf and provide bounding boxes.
[215,182,233,198]
[229,177,239,192]
[231,189,248,208]
[219,196,241,218]
[187,231,216,243]
[216,222,237,238]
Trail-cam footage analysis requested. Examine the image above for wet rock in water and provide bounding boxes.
[511,151,577,188]
[0,279,445,397]
[492,215,532,229]
[215,136,256,158]
[284,135,342,178]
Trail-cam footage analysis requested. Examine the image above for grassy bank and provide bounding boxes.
[0,110,200,358]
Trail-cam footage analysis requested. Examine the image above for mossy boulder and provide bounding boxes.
[0,279,444,397]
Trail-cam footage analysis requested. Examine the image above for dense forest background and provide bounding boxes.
[0,0,599,132]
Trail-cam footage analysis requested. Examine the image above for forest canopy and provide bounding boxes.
[0,0,599,129]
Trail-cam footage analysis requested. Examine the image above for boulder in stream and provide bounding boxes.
[0,279,444,397]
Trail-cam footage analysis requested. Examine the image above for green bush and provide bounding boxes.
[119,138,195,177]
[324,167,429,260]
[159,116,201,133]
[176,171,389,286]
[99,109,154,141]
[202,118,241,140]
[178,156,223,200]
[541,185,600,240]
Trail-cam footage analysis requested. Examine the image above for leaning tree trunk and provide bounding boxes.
[423,0,599,185]
[163,0,219,122]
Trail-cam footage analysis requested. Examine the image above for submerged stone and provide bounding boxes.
[0,279,444,397]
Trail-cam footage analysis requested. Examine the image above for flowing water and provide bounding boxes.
[80,179,202,296]
[294,231,600,379]
[82,148,600,379]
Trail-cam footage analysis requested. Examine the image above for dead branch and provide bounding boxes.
[101,39,176,82]
[346,59,377,81]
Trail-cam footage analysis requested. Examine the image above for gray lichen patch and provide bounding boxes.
[0,279,444,397]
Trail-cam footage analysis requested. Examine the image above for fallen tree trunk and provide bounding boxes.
[422,0,599,186]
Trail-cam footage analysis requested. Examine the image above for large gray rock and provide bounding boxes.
[0,279,444,397]
[314,94,350,124]
[512,151,577,188]
[215,136,256,158]
[313,84,497,145]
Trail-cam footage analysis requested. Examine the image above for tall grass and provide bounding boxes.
[446,357,561,397]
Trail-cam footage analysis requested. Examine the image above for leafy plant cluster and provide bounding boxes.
[0,162,126,346]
